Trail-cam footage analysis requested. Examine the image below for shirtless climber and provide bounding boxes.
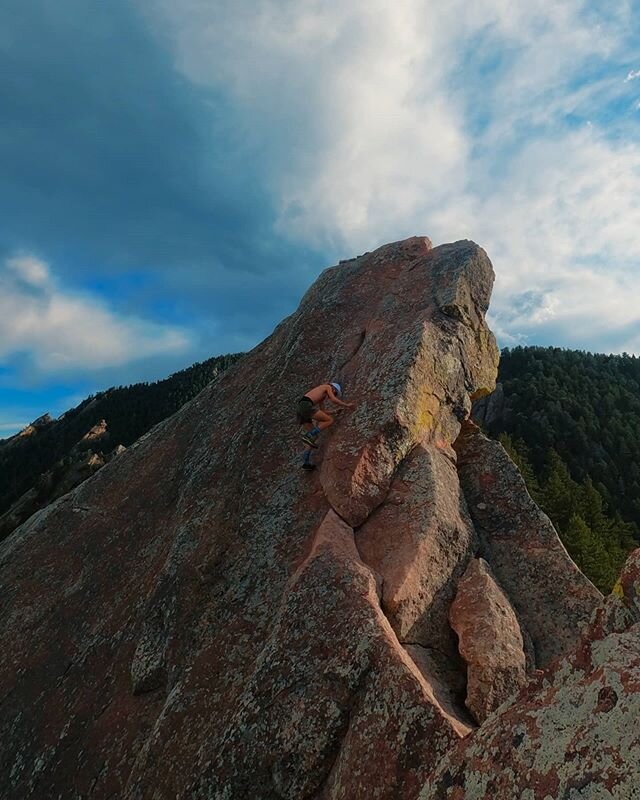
[296,382,355,470]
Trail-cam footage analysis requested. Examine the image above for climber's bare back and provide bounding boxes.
[304,384,335,405]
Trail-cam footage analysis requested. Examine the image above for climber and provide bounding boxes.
[297,382,355,470]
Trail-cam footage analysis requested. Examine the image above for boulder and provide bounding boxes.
[449,557,527,723]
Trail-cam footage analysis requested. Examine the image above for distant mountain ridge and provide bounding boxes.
[0,353,243,538]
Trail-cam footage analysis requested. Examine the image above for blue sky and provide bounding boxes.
[1,0,639,436]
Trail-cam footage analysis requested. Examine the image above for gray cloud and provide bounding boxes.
[0,0,326,350]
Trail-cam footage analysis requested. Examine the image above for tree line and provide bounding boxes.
[487,346,640,592]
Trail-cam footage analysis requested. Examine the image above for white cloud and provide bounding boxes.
[6,255,50,287]
[0,254,192,373]
[141,0,640,352]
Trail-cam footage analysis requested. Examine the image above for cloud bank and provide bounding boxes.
[0,254,191,373]
[143,0,640,351]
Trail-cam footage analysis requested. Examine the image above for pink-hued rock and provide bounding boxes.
[618,547,640,618]
[0,237,497,800]
[449,558,527,723]
[420,618,640,800]
[453,420,602,668]
[4,234,629,800]
[585,548,640,642]
[357,442,477,669]
[182,510,468,799]
[317,238,499,527]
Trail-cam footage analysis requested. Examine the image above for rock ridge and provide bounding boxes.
[0,236,623,800]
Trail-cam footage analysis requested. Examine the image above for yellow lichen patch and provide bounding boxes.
[611,580,625,599]
[411,388,438,439]
[470,386,492,402]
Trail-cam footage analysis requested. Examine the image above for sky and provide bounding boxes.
[1,0,639,437]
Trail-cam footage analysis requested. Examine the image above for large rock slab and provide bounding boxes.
[453,420,602,668]
[180,510,468,800]
[357,442,477,671]
[449,557,527,723]
[0,237,498,799]
[316,238,499,526]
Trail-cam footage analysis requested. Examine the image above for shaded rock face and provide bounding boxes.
[0,236,610,800]
[449,557,526,723]
[470,381,504,429]
[357,442,477,695]
[454,420,602,668]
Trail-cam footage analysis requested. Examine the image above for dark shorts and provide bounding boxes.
[296,396,315,424]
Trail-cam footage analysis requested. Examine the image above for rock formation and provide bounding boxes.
[470,381,505,429]
[421,546,640,800]
[1,412,54,447]
[0,420,123,541]
[449,557,526,723]
[0,236,635,800]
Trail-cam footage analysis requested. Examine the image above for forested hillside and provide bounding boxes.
[479,346,640,591]
[0,353,243,518]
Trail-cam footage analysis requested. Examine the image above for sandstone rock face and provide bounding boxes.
[420,550,640,800]
[449,557,526,723]
[618,547,640,618]
[454,420,602,668]
[0,420,119,541]
[0,448,107,540]
[315,238,499,527]
[0,237,498,799]
[0,237,621,800]
[357,442,477,689]
[1,412,54,447]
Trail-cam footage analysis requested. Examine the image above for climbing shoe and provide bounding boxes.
[302,462,316,471]
[301,431,319,448]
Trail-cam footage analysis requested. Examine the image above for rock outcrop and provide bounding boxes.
[470,381,505,429]
[449,557,526,723]
[0,236,626,800]
[454,420,601,667]
[0,421,123,540]
[1,412,54,447]
[421,547,640,800]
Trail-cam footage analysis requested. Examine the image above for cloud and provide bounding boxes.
[141,0,640,353]
[2,0,639,367]
[0,254,192,374]
[6,255,50,287]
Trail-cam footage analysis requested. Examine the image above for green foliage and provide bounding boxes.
[490,346,640,591]
[0,353,244,519]
[494,346,640,531]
